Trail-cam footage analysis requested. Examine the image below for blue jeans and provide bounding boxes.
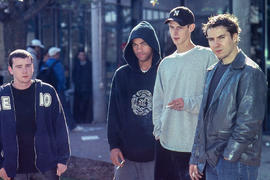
[206,157,258,180]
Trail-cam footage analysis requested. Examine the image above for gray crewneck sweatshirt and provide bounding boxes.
[153,46,218,152]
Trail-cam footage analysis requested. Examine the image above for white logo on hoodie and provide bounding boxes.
[131,90,152,116]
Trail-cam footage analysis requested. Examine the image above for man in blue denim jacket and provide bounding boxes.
[0,49,70,180]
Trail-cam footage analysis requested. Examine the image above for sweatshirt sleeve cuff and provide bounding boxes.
[109,144,121,151]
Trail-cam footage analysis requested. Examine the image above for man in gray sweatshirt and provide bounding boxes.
[152,6,217,180]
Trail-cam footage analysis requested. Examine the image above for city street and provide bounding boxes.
[66,123,270,180]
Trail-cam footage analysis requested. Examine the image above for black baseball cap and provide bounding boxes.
[165,6,195,26]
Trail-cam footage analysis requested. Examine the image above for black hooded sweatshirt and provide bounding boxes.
[107,21,161,162]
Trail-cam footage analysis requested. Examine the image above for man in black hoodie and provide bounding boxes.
[107,21,161,180]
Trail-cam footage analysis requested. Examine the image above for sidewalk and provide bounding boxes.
[69,123,270,180]
[69,123,110,163]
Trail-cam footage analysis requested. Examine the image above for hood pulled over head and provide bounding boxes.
[123,21,161,71]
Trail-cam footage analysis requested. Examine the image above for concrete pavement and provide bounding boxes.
[69,123,111,163]
[69,123,270,180]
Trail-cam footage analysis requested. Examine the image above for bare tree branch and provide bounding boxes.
[23,0,54,21]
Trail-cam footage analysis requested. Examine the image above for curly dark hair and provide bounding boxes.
[202,14,242,42]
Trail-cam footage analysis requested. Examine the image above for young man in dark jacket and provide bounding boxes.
[189,14,267,180]
[107,21,161,180]
[0,49,70,180]
[72,50,92,123]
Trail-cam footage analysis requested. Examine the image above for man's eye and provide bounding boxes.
[141,42,147,46]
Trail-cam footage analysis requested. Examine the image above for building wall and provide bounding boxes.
[20,0,269,127]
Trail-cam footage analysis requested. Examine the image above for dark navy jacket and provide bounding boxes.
[107,21,161,162]
[0,80,70,178]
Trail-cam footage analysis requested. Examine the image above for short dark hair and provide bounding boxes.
[8,49,33,68]
[202,14,241,42]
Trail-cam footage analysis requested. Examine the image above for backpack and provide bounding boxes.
[37,60,60,88]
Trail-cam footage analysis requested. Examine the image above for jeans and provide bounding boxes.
[12,169,59,180]
[206,157,259,180]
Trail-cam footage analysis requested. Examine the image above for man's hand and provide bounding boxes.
[189,164,203,180]
[167,98,184,111]
[110,148,125,167]
[0,168,10,180]
[56,163,67,176]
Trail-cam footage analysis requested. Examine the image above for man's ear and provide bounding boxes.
[232,33,238,43]
[189,23,196,32]
[8,66,13,75]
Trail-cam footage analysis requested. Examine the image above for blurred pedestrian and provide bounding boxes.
[0,49,70,180]
[73,49,93,123]
[27,39,44,78]
[39,47,50,69]
[152,6,218,180]
[40,47,78,131]
[107,21,161,180]
[43,47,66,92]
[189,14,267,180]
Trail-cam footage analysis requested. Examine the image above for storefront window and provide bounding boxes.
[185,0,230,15]
[160,11,165,19]
[146,9,153,20]
[185,0,231,46]
[153,10,159,20]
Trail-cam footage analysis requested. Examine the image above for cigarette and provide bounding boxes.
[166,104,173,108]
[116,160,125,169]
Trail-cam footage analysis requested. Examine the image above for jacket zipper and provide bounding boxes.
[10,82,41,172]
[33,82,40,172]
[9,85,19,170]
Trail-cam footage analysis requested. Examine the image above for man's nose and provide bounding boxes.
[173,29,178,36]
[22,67,27,73]
[136,45,143,51]
[213,39,221,48]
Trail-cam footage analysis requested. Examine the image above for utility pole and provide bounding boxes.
[91,0,106,123]
[116,0,123,66]
[233,0,251,56]
[131,0,143,27]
